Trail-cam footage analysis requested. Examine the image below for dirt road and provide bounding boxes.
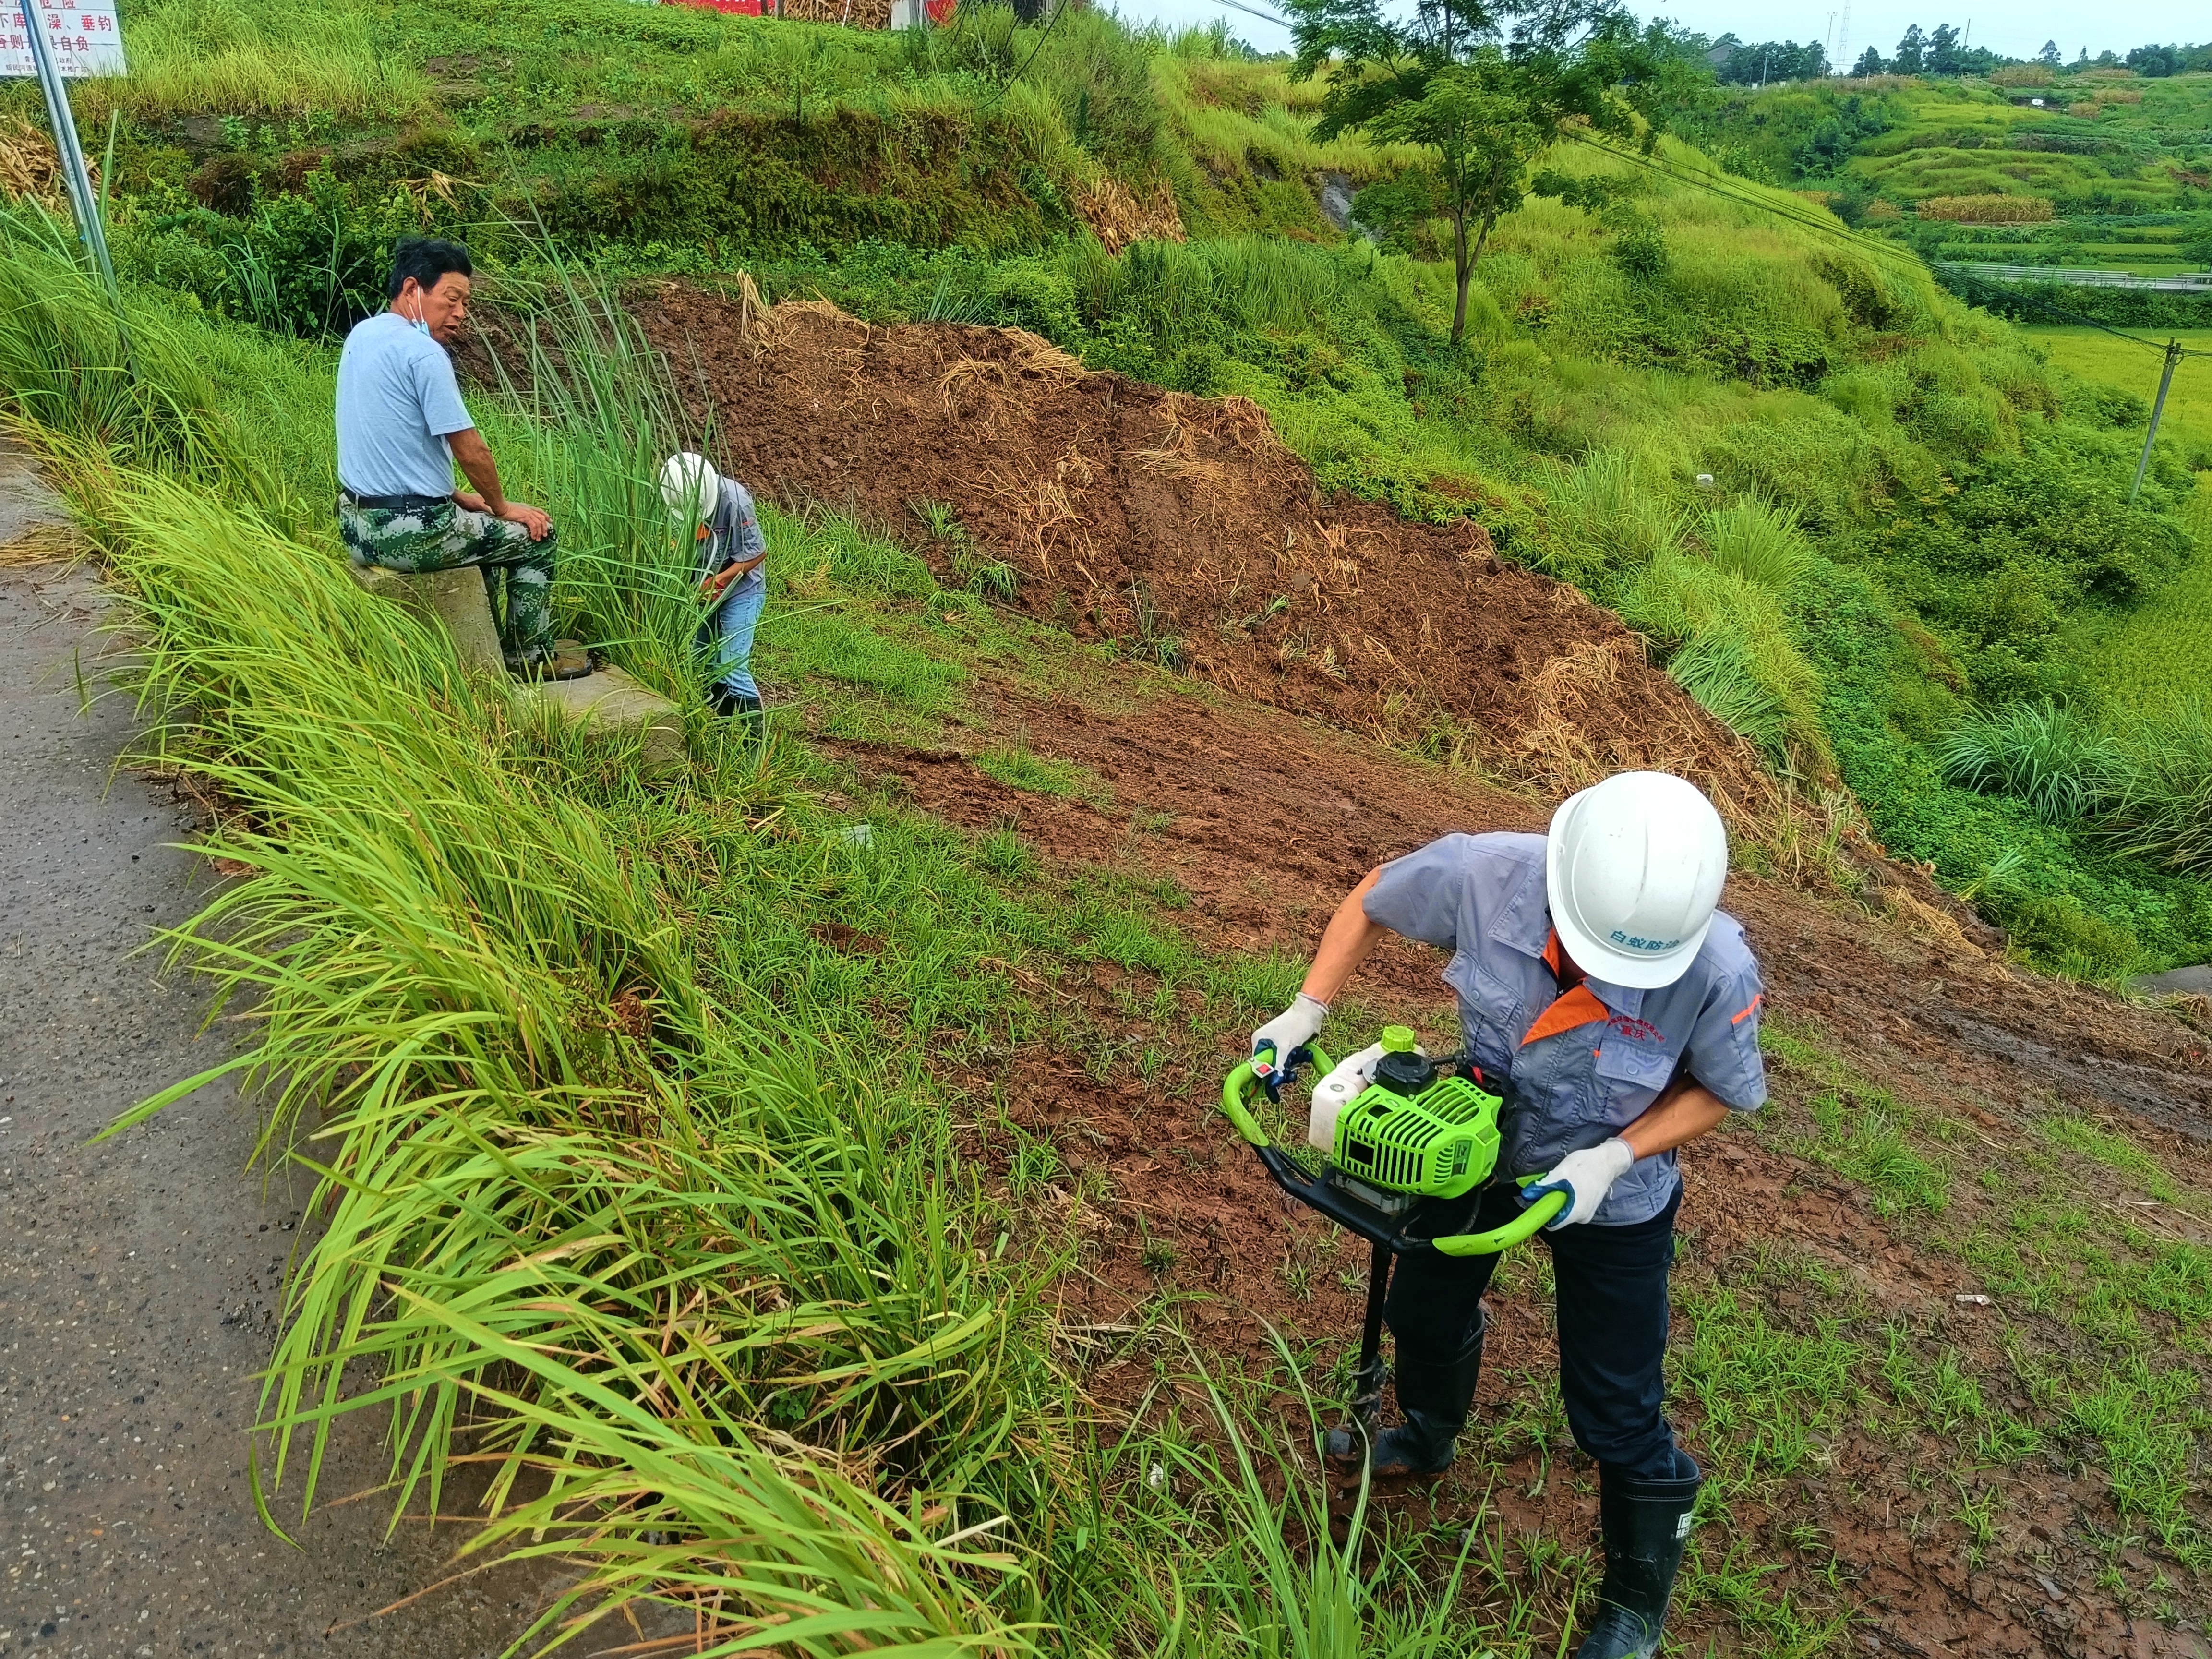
[0,560,542,1659]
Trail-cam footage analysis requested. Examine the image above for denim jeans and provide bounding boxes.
[699,573,764,699]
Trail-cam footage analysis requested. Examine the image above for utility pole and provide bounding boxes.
[2129,339,2183,503]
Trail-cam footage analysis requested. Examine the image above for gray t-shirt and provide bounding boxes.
[335,312,474,499]
[697,473,768,598]
[1364,831,1767,1226]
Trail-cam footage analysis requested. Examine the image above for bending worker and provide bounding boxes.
[1250,770,1766,1659]
[660,453,769,745]
[336,237,585,680]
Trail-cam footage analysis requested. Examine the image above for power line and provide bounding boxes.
[1207,0,1292,29]
[1563,133,1924,267]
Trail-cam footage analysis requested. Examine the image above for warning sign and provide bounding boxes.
[0,2,126,77]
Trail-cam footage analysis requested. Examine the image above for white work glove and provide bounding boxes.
[1250,992,1329,1091]
[1521,1137,1636,1229]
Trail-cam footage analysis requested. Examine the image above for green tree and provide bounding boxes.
[1925,22,1962,74]
[1893,24,1926,73]
[1852,44,1887,75]
[2036,39,2062,68]
[1289,0,1686,344]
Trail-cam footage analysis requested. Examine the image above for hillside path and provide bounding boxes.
[0,546,546,1657]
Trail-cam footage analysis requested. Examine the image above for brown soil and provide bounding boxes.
[624,286,2211,1654]
[632,284,1784,822]
[837,680,2212,1658]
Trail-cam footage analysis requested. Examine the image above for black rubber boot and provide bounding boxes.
[1573,1460,1702,1659]
[715,687,765,749]
[1370,1306,1486,1477]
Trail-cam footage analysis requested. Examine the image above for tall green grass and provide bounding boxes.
[2106,700,2212,875]
[75,0,430,119]
[1937,700,2128,825]
[1545,452,1830,775]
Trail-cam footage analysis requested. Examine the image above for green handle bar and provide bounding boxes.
[1220,1054,1567,1256]
[1431,1187,1565,1253]
[1222,1040,1335,1146]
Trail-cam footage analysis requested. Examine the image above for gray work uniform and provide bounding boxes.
[1363,831,1767,1226]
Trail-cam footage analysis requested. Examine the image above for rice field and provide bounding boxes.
[2024,329,2212,712]
[2023,327,2212,466]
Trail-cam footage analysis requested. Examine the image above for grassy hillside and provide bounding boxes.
[11,215,2211,1656]
[41,0,2212,976]
[6,10,2212,1652]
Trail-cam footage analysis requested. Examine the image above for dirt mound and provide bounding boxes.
[633,284,1779,818]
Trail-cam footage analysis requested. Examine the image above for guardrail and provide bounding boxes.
[1942,262,2212,293]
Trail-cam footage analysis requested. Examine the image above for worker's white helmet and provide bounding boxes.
[659,452,719,524]
[1546,771,1729,989]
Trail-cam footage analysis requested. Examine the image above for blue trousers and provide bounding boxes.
[1385,1179,1689,1482]
[698,574,764,700]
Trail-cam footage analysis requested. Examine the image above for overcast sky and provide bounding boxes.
[1121,0,2207,65]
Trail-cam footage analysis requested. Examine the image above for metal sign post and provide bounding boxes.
[7,0,127,309]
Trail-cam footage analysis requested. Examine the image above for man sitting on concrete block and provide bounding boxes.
[335,237,588,681]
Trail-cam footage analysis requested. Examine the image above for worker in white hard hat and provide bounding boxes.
[661,452,769,746]
[1249,770,1765,1659]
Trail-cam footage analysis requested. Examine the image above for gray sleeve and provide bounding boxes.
[1362,833,1480,952]
[412,344,474,439]
[1683,961,1767,1111]
[721,478,767,563]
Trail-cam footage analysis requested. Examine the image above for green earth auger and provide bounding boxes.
[1221,1027,1563,1462]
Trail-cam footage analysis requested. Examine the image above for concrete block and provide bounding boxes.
[521,665,687,779]
[350,563,686,780]
[348,563,505,674]
[2131,963,2212,998]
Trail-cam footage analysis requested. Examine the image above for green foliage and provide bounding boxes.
[1543,453,1829,771]
[1706,496,1814,589]
[68,0,430,119]
[1794,558,2212,974]
[2105,699,2212,874]
[1855,423,2194,700]
[1290,0,1684,341]
[1936,699,2128,823]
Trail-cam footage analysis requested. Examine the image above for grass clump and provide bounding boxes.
[2105,700,2212,875]
[1936,699,2129,825]
[975,740,1100,799]
[75,0,430,119]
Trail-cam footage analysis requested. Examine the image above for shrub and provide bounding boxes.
[1936,700,2129,824]
[1996,890,2141,978]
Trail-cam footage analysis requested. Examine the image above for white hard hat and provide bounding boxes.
[1546,771,1728,989]
[659,452,718,523]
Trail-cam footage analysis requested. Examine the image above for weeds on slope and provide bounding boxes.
[0,226,1559,1650]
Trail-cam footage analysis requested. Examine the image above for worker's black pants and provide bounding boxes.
[1385,1179,1691,1484]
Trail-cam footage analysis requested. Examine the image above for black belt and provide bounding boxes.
[338,489,452,513]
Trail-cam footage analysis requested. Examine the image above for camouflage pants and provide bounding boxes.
[337,495,557,658]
